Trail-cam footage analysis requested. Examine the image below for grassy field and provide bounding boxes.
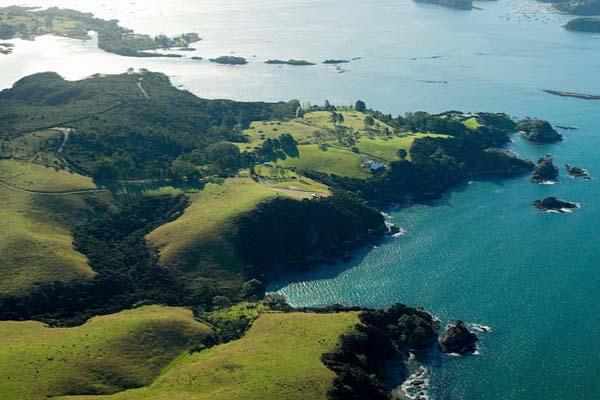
[0,161,106,295]
[356,133,449,162]
[463,116,481,129]
[146,177,278,289]
[0,159,96,192]
[238,120,319,151]
[254,165,330,198]
[275,144,370,179]
[0,305,211,400]
[304,110,394,133]
[238,110,395,152]
[62,311,359,400]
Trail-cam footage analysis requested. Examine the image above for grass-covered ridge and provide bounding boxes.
[0,159,97,192]
[0,161,109,295]
[146,177,278,291]
[0,305,211,399]
[61,311,359,400]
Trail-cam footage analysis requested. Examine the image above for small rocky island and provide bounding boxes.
[517,119,563,144]
[265,59,315,66]
[414,0,474,10]
[533,197,579,213]
[566,164,591,179]
[209,56,248,65]
[531,156,559,183]
[439,321,479,354]
[323,59,350,64]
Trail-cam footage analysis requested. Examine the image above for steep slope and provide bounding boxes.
[0,160,109,295]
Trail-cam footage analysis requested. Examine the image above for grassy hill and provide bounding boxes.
[61,311,359,400]
[146,177,278,291]
[0,305,211,399]
[0,160,109,295]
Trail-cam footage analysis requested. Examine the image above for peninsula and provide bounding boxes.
[0,70,554,400]
[0,6,200,57]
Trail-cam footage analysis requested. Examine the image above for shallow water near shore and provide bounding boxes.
[2,0,600,399]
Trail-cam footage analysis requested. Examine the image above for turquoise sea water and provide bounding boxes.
[1,0,599,398]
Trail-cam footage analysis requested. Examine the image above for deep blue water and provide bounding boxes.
[1,0,599,398]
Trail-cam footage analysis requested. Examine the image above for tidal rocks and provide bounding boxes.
[439,321,479,354]
[531,156,559,183]
[388,225,401,236]
[265,59,315,66]
[0,42,13,55]
[533,197,579,213]
[566,164,590,179]
[517,119,563,144]
[209,56,248,65]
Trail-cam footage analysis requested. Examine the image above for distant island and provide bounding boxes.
[544,89,600,100]
[0,6,200,57]
[265,59,315,66]
[565,17,600,32]
[414,0,474,10]
[323,59,350,64]
[545,0,600,16]
[209,56,248,65]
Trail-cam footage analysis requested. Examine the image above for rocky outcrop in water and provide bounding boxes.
[566,164,590,179]
[533,197,579,213]
[439,321,479,354]
[531,156,559,183]
[517,119,563,144]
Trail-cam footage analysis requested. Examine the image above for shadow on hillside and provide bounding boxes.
[97,180,205,196]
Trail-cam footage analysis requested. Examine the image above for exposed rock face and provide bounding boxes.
[517,119,563,144]
[531,156,559,183]
[439,321,478,354]
[566,164,590,179]
[533,197,579,213]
